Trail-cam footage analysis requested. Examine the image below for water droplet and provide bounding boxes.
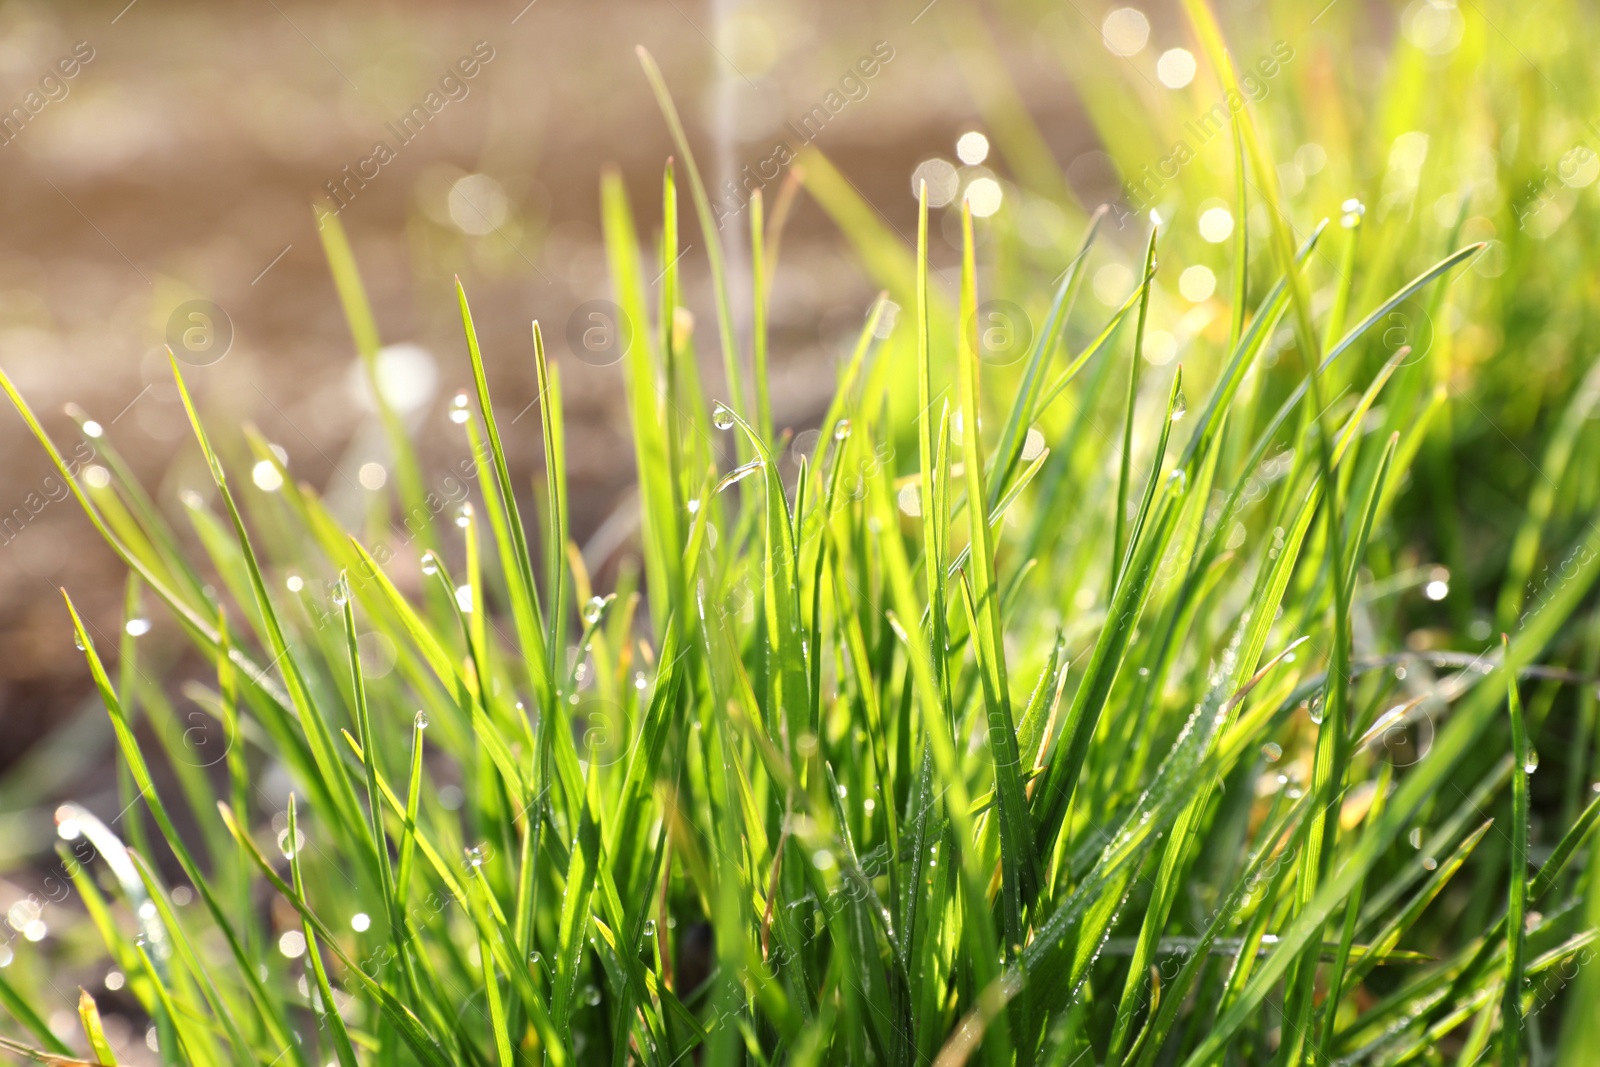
[833,418,852,440]
[716,459,764,493]
[712,402,736,430]
[529,950,542,965]
[1340,198,1367,228]
[414,710,430,730]
[1166,468,1187,495]
[1308,696,1326,725]
[642,920,656,937]
[1524,749,1540,774]
[1170,392,1187,421]
[331,578,349,606]
[286,574,304,592]
[421,552,439,576]
[1422,856,1438,871]
[449,392,472,424]
[586,985,602,1006]
[278,828,305,859]
[454,584,474,613]
[467,846,484,867]
[124,618,151,637]
[1408,827,1424,849]
[73,634,86,651]
[583,596,606,625]
[455,503,473,528]
[1262,742,1282,762]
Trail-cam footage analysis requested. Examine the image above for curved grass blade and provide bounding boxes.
[167,355,368,848]
[1175,514,1600,1067]
[216,803,461,1067]
[61,592,307,1067]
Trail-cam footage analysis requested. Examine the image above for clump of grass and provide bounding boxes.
[4,3,1600,1064]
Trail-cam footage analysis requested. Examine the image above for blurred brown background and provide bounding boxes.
[0,0,1105,808]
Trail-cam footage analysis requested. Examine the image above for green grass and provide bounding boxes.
[5,0,1600,1063]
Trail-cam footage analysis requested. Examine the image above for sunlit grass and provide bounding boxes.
[3,1,1600,1064]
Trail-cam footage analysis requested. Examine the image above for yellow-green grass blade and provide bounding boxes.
[1029,484,1185,859]
[750,189,773,446]
[1173,223,1325,475]
[1112,227,1159,591]
[716,402,809,761]
[1131,793,1311,1067]
[1031,282,1148,424]
[1343,818,1493,995]
[0,972,71,1057]
[123,849,249,1066]
[62,592,307,1067]
[1175,512,1600,1067]
[602,168,682,634]
[314,207,435,553]
[168,356,370,849]
[0,362,303,744]
[58,841,180,1063]
[287,797,360,1067]
[800,148,945,326]
[986,205,1105,508]
[871,469,1014,1066]
[215,804,459,1067]
[635,47,746,442]
[455,280,555,712]
[533,321,569,681]
[1227,119,1248,356]
[465,864,516,1067]
[1495,358,1600,629]
[1503,637,1531,1066]
[955,199,1039,955]
[338,576,424,1011]
[63,404,211,608]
